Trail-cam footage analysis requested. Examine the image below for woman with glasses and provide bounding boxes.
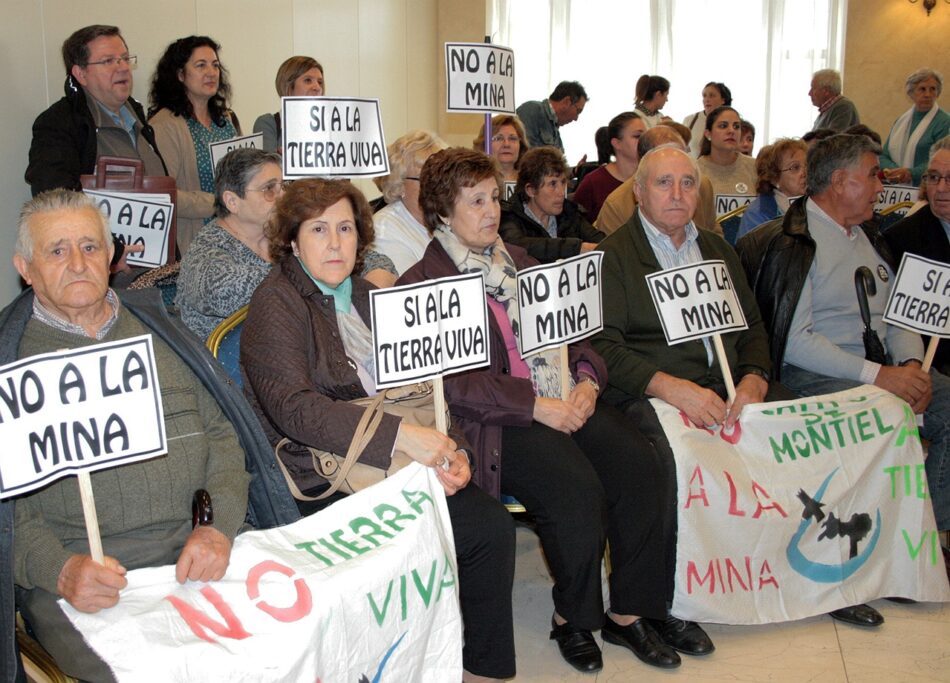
[148,36,241,254]
[176,148,281,340]
[473,114,528,183]
[371,130,447,275]
[881,68,950,185]
[736,138,807,240]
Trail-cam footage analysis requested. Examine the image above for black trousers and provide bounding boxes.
[500,401,670,630]
[300,482,517,678]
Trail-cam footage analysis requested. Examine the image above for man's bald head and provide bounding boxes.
[637,125,687,160]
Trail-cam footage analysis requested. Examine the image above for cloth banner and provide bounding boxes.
[63,463,462,681]
[653,385,950,625]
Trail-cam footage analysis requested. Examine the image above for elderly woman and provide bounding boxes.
[253,56,325,153]
[149,36,240,254]
[697,106,757,216]
[881,68,950,185]
[634,74,671,128]
[682,82,731,156]
[736,137,807,240]
[573,112,646,221]
[398,147,714,674]
[176,148,281,339]
[240,178,516,682]
[371,130,447,275]
[498,146,605,263]
[473,114,528,183]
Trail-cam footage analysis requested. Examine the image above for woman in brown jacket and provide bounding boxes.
[239,178,515,682]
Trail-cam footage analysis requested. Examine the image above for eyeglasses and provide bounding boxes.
[86,55,137,68]
[780,163,805,174]
[922,172,950,187]
[246,180,289,201]
[491,134,520,144]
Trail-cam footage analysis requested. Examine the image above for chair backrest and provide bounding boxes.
[206,305,250,388]
[717,203,749,246]
[876,201,916,232]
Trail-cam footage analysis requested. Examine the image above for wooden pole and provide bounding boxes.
[77,471,104,563]
[922,336,940,373]
[560,345,571,400]
[712,333,736,402]
[433,375,448,435]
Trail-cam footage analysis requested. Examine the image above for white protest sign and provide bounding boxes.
[653,385,950,624]
[0,335,166,499]
[503,181,517,200]
[714,194,753,218]
[370,273,490,389]
[883,253,950,338]
[281,97,388,178]
[646,260,749,344]
[515,252,603,357]
[209,133,264,177]
[84,190,173,268]
[64,464,463,682]
[876,184,919,215]
[445,43,515,114]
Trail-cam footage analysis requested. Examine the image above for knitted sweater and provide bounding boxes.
[13,310,249,595]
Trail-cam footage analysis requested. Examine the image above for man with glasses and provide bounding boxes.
[516,80,588,152]
[884,136,950,376]
[25,25,167,270]
[737,133,950,592]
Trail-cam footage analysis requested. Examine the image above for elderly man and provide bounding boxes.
[737,133,950,594]
[25,25,166,270]
[516,80,588,152]
[0,190,295,681]
[885,136,950,374]
[594,126,718,235]
[810,69,860,133]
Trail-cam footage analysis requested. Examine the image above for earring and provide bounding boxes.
[291,242,300,257]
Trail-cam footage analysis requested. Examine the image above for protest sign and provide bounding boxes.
[646,260,748,344]
[652,385,950,624]
[445,43,515,114]
[209,133,264,177]
[63,463,463,682]
[714,194,753,218]
[515,252,603,356]
[503,181,517,200]
[84,190,174,268]
[875,184,919,215]
[370,273,490,389]
[281,97,388,178]
[0,335,166,499]
[883,253,950,371]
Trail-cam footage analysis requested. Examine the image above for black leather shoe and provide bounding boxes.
[646,615,715,655]
[549,618,603,673]
[601,616,681,669]
[829,603,884,627]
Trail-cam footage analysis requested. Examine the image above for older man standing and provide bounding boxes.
[516,80,588,152]
[0,191,294,681]
[737,133,950,593]
[810,69,860,133]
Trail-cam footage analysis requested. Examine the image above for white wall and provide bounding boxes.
[0,0,440,304]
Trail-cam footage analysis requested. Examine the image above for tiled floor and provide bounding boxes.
[510,526,950,682]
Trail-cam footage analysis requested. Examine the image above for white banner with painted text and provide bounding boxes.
[63,463,461,681]
[654,386,950,624]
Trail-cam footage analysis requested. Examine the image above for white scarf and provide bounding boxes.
[887,106,941,170]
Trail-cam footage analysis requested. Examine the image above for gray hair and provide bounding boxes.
[811,69,842,96]
[213,148,282,216]
[374,130,447,204]
[905,68,943,97]
[930,134,950,162]
[635,144,701,190]
[16,189,111,261]
[806,134,882,196]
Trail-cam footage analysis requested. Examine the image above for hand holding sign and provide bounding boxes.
[58,554,128,613]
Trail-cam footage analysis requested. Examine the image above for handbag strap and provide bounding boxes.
[274,391,389,501]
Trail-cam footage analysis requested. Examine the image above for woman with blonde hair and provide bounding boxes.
[473,114,528,183]
[253,56,325,153]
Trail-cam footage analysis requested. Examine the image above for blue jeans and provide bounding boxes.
[782,364,950,531]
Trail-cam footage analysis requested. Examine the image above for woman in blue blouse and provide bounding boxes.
[149,36,242,254]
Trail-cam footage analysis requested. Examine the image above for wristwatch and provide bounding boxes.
[742,368,770,383]
[192,489,214,529]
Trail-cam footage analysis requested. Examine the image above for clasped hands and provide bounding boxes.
[648,371,768,429]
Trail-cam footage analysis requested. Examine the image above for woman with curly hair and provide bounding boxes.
[148,36,241,253]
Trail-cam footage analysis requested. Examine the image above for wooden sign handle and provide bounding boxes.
[922,336,939,373]
[77,471,104,563]
[559,345,571,401]
[712,333,737,403]
[433,375,448,435]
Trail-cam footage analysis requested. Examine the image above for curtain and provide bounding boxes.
[490,0,848,161]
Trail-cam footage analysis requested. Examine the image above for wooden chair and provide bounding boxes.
[206,305,250,389]
[717,203,749,246]
[15,613,76,683]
